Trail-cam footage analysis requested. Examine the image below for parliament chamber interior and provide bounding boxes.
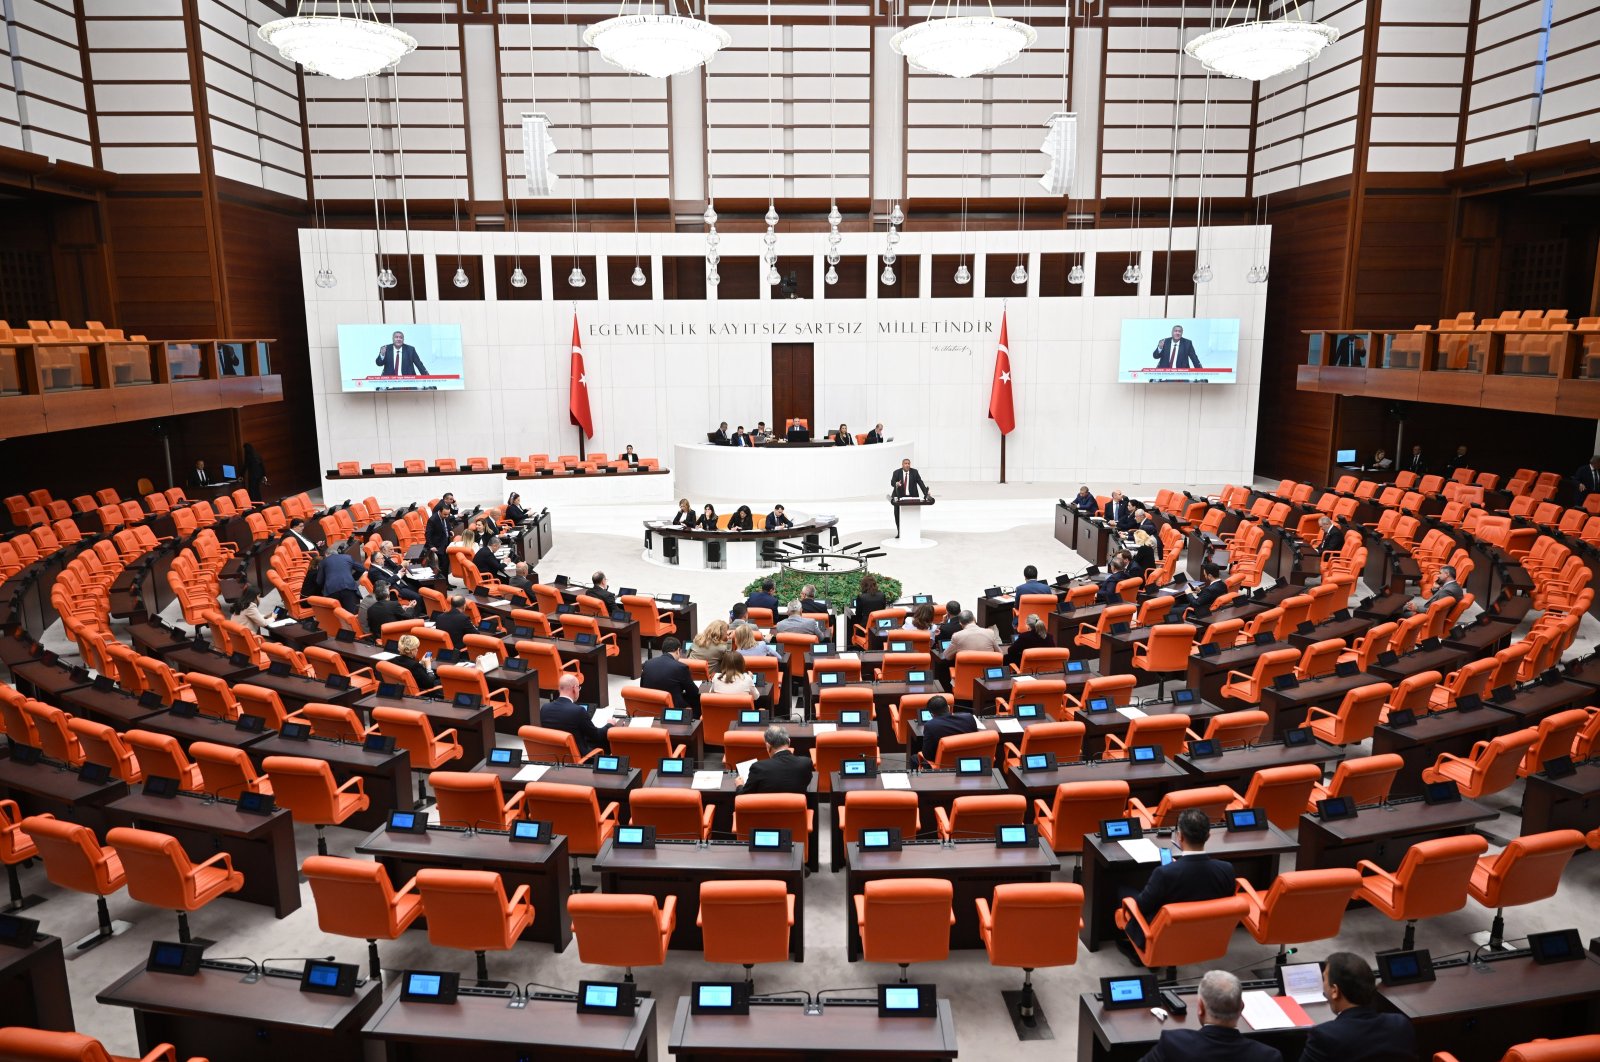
[2,0,1600,1059]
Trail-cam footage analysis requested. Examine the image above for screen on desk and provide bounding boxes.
[338,324,464,392]
[1118,318,1240,384]
[884,987,921,1011]
[1108,978,1146,1003]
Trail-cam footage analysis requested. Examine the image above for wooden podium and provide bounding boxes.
[885,495,936,549]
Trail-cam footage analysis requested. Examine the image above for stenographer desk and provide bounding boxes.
[363,990,657,1061]
[97,962,382,1062]
[593,838,806,959]
[845,839,1059,958]
[1081,825,1296,951]
[644,517,840,571]
[356,824,572,949]
[669,997,957,1060]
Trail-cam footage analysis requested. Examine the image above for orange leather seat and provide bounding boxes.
[430,770,525,831]
[517,724,600,765]
[262,755,370,855]
[19,815,128,949]
[812,730,881,791]
[1308,753,1404,809]
[628,788,714,841]
[1354,833,1489,950]
[1194,709,1268,749]
[302,854,423,978]
[925,728,1000,770]
[698,879,794,975]
[1228,764,1321,830]
[122,730,203,792]
[106,826,243,944]
[1421,727,1539,798]
[722,731,770,770]
[1236,869,1361,961]
[975,882,1084,1018]
[1131,624,1196,695]
[1117,894,1250,973]
[837,791,920,848]
[1220,648,1299,704]
[1035,781,1129,856]
[620,686,675,718]
[699,692,755,746]
[1466,829,1586,948]
[732,794,814,864]
[289,703,373,744]
[189,741,272,798]
[0,800,39,910]
[854,878,955,981]
[373,706,464,805]
[1001,720,1084,770]
[1435,1036,1600,1062]
[1128,785,1240,829]
[0,1027,203,1062]
[435,665,514,720]
[607,727,686,778]
[522,782,617,856]
[1104,714,1190,760]
[567,892,676,980]
[413,868,534,982]
[1304,681,1392,745]
[934,794,1026,841]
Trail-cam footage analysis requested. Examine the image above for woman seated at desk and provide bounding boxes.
[1006,614,1055,668]
[690,620,732,663]
[834,423,855,446]
[710,650,758,697]
[505,492,529,524]
[671,498,696,526]
[697,503,720,530]
[734,623,777,658]
[728,505,754,531]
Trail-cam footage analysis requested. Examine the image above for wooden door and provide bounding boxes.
[771,343,815,433]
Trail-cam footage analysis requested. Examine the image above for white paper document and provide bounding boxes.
[879,772,912,790]
[992,717,1024,734]
[691,770,725,791]
[1279,963,1325,1004]
[591,708,616,727]
[1116,706,1147,720]
[628,716,657,728]
[1117,838,1162,864]
[736,758,755,781]
[836,652,861,663]
[371,651,399,661]
[811,722,838,735]
[512,764,549,783]
[266,618,298,628]
[1240,991,1297,1031]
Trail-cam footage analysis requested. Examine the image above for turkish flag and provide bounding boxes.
[569,314,593,438]
[988,312,1016,435]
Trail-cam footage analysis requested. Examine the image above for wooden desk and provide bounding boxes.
[363,989,657,1061]
[1370,707,1520,797]
[126,620,191,660]
[641,770,818,867]
[355,692,497,767]
[1075,514,1116,567]
[1081,826,1295,952]
[245,733,410,832]
[828,768,1009,869]
[1259,671,1385,740]
[1520,759,1600,835]
[356,824,571,949]
[804,681,944,754]
[1098,625,1155,677]
[8,660,88,703]
[970,668,1092,716]
[669,997,957,1060]
[104,789,301,917]
[136,709,271,753]
[481,762,640,818]
[1378,952,1600,1061]
[1076,702,1222,760]
[160,645,262,684]
[1294,797,1499,871]
[1366,644,1471,685]
[1286,611,1378,650]
[236,669,365,711]
[845,838,1059,958]
[593,838,806,959]
[1076,985,1328,1062]
[58,685,161,729]
[488,634,610,709]
[1004,759,1192,815]
[97,962,382,1062]
[1171,738,1344,793]
[0,754,129,830]
[1489,678,1595,726]
[0,934,74,1032]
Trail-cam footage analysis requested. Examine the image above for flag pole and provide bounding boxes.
[999,300,1008,484]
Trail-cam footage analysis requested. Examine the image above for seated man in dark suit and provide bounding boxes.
[746,578,780,614]
[918,695,977,765]
[1188,561,1230,614]
[474,536,508,580]
[506,561,537,597]
[1139,970,1281,1062]
[739,726,814,794]
[639,636,700,709]
[1298,951,1416,1062]
[798,584,829,615]
[363,583,411,634]
[432,593,475,650]
[1096,557,1131,605]
[785,421,811,443]
[1015,564,1052,598]
[765,504,793,529]
[539,673,610,757]
[1120,809,1236,948]
[587,570,623,618]
[1104,490,1136,531]
[712,421,731,445]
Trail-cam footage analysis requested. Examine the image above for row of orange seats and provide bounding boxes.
[334,453,660,477]
[0,318,144,344]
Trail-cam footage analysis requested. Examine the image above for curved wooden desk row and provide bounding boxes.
[643,517,838,571]
[322,467,671,509]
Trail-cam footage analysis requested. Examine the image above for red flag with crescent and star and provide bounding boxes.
[569,313,593,438]
[988,311,1016,435]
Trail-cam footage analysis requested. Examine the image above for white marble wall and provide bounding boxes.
[302,224,1269,487]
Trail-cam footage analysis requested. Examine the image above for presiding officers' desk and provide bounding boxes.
[363,987,657,1061]
[1081,824,1296,952]
[594,837,806,959]
[673,439,913,502]
[845,838,1059,959]
[103,787,301,917]
[0,933,74,1033]
[97,960,383,1062]
[355,822,572,949]
[1078,980,1332,1062]
[669,996,957,1060]
[1295,796,1499,871]
[245,731,410,832]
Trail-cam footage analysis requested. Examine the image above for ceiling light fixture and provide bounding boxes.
[1183,2,1339,81]
[260,0,416,80]
[584,0,731,78]
[891,0,1036,78]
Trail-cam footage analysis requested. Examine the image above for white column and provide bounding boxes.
[461,23,504,202]
[871,28,905,203]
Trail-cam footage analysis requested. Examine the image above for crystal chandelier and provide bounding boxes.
[260,1,417,80]
[1183,9,1339,82]
[891,2,1037,79]
[584,1,731,78]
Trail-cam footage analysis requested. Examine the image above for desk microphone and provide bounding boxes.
[261,955,338,980]
[202,955,262,981]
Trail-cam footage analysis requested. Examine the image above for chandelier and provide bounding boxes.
[1183,8,1339,81]
[891,2,1036,79]
[260,1,416,80]
[584,1,731,79]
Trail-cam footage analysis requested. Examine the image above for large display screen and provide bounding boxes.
[1118,318,1239,384]
[338,324,464,392]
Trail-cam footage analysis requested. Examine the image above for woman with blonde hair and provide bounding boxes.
[690,619,732,662]
[710,650,757,697]
[733,622,777,658]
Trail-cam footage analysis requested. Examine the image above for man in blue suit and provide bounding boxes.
[746,578,780,614]
[1120,809,1236,948]
[1139,971,1281,1062]
[316,544,367,615]
[1014,565,1051,598]
[1298,952,1416,1062]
